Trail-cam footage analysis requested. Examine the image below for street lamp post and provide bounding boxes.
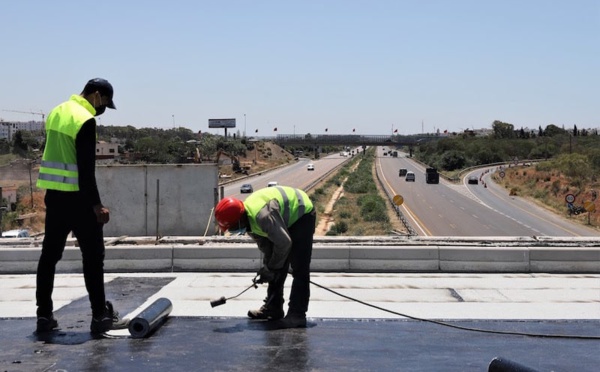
[244,114,246,138]
[28,160,34,209]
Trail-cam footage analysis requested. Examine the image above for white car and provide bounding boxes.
[405,171,416,182]
[267,181,279,187]
[307,164,315,171]
[2,229,30,238]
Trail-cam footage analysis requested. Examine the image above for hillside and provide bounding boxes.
[491,164,600,230]
[216,141,295,180]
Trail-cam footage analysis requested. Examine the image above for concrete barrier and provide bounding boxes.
[529,247,600,272]
[349,246,439,272]
[439,246,529,272]
[1,236,599,274]
[173,246,261,271]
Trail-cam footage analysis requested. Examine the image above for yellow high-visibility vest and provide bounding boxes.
[36,95,95,191]
[244,186,313,237]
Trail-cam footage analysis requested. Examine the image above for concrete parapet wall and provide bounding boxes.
[439,247,530,272]
[173,246,262,271]
[1,236,599,274]
[529,247,600,272]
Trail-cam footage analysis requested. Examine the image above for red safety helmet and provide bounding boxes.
[214,197,245,231]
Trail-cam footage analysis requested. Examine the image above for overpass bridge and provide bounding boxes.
[270,134,440,147]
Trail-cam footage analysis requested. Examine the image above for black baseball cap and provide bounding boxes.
[82,78,116,109]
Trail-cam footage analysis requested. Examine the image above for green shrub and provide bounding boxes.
[331,221,349,234]
[339,211,351,219]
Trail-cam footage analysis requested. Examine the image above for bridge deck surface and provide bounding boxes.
[1,272,598,371]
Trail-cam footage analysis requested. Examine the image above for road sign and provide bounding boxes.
[393,195,404,206]
[499,171,505,178]
[565,194,575,203]
[583,201,595,212]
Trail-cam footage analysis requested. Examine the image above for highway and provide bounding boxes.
[222,151,352,200]
[218,147,598,237]
[376,148,599,237]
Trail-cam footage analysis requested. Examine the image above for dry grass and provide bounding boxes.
[492,165,600,229]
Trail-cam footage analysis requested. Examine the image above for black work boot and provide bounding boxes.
[277,312,307,329]
[90,301,130,334]
[247,304,284,320]
[36,315,59,333]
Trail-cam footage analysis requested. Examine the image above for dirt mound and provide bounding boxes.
[219,141,295,180]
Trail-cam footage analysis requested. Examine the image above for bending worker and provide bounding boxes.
[214,185,316,328]
[35,78,128,334]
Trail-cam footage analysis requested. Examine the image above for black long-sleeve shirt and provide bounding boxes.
[74,119,101,207]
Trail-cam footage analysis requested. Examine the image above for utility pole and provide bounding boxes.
[28,159,34,209]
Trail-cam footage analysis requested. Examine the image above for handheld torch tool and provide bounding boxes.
[210,275,261,308]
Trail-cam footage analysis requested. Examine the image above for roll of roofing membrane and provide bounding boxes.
[488,356,539,372]
[128,297,173,338]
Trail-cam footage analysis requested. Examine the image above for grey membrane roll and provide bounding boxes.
[128,297,173,338]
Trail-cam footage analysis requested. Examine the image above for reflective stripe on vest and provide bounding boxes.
[274,186,307,226]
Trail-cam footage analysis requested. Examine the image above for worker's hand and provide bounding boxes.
[255,267,276,284]
[93,204,110,224]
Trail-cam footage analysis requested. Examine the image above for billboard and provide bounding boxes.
[208,118,236,128]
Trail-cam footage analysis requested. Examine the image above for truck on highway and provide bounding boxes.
[425,167,439,184]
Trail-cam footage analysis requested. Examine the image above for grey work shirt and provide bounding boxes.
[248,199,292,270]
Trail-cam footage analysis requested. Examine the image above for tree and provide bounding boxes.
[0,139,10,155]
[587,149,600,171]
[492,120,515,139]
[554,153,591,180]
[440,150,467,171]
[12,131,28,156]
[544,124,567,137]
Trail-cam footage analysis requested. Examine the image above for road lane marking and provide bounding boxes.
[469,169,583,236]
[376,156,430,236]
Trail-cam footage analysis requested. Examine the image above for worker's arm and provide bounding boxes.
[76,119,108,223]
[255,199,292,270]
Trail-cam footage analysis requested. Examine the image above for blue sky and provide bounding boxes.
[1,0,598,136]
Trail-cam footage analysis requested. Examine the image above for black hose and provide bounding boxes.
[309,280,600,340]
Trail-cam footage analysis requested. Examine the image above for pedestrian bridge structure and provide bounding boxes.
[268,134,440,147]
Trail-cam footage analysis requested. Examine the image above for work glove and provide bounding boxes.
[255,267,276,284]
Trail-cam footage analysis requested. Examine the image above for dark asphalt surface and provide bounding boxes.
[1,277,599,371]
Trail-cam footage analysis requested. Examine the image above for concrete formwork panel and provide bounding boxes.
[96,164,218,237]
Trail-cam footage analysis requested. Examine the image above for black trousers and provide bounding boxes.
[266,209,316,315]
[36,190,107,318]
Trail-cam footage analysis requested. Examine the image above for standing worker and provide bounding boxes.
[214,186,316,328]
[35,78,128,334]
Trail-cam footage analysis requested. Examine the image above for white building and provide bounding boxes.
[0,121,44,141]
[96,141,119,160]
[0,123,10,140]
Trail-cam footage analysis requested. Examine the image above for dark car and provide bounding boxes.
[468,176,479,185]
[240,184,253,193]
